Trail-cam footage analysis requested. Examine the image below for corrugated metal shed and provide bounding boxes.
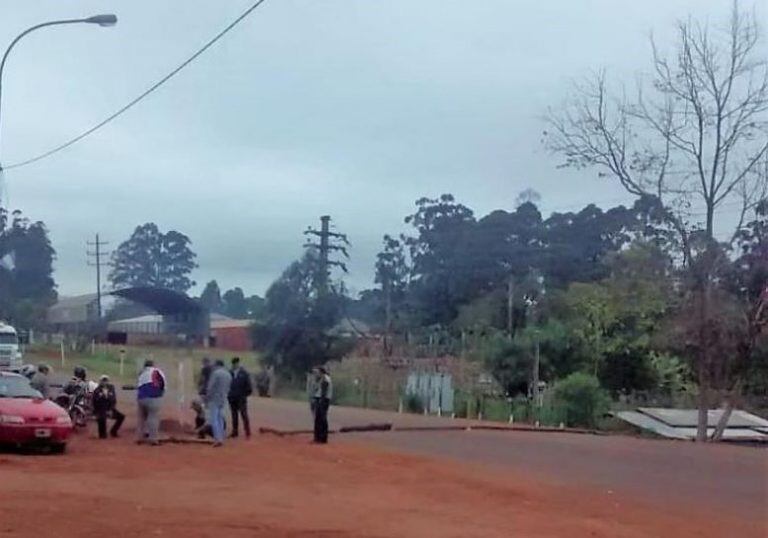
[614,408,768,442]
[639,407,768,429]
[615,411,690,440]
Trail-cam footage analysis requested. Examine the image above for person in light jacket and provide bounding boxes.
[29,364,51,399]
[136,359,166,446]
[205,359,232,447]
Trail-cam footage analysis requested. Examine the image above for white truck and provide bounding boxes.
[0,322,22,371]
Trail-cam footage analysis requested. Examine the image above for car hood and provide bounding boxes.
[0,398,67,418]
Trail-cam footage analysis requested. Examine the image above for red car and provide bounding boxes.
[0,371,72,453]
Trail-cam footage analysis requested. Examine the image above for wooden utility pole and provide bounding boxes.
[533,334,541,406]
[86,233,109,319]
[384,277,393,354]
[506,276,514,340]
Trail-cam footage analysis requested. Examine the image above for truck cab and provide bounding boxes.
[0,322,22,371]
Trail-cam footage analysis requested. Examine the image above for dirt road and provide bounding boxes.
[1,395,765,537]
[1,430,763,538]
[251,398,768,518]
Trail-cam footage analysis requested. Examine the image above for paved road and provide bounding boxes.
[248,397,768,520]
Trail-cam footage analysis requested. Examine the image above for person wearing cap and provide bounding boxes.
[29,364,51,399]
[92,375,125,439]
[311,366,333,444]
[136,359,166,445]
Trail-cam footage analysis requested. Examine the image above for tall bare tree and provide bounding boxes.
[545,2,768,441]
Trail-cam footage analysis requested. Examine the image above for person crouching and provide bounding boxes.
[92,375,125,439]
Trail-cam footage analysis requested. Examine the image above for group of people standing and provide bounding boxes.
[196,357,253,447]
[195,358,334,445]
[38,355,333,447]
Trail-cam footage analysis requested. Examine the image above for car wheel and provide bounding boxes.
[50,443,67,455]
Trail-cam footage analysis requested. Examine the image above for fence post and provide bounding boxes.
[177,359,186,426]
[60,341,65,368]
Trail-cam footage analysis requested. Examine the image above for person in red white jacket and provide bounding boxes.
[136,359,166,446]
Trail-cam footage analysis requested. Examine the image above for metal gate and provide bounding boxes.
[406,372,453,414]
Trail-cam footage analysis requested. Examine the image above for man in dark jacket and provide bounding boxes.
[228,357,253,438]
[198,357,212,397]
[92,375,125,439]
[311,366,333,444]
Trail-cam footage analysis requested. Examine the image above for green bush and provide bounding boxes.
[404,392,424,413]
[481,397,511,421]
[551,372,610,428]
[331,378,354,406]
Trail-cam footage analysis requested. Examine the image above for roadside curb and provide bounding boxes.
[258,423,604,437]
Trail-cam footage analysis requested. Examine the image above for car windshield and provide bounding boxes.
[0,376,40,398]
[0,333,17,345]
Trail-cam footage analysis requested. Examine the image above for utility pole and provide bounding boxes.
[525,295,540,406]
[304,215,349,295]
[533,332,541,406]
[506,275,514,340]
[86,233,109,319]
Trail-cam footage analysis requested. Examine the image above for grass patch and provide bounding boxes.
[25,344,263,386]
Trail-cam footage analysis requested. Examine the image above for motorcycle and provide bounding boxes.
[54,382,92,429]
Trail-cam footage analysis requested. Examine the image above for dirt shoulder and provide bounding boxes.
[1,428,764,538]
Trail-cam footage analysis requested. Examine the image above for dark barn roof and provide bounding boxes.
[109,287,204,316]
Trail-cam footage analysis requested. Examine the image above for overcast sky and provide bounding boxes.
[1,0,762,298]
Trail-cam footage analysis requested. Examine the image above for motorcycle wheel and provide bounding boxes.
[71,408,88,429]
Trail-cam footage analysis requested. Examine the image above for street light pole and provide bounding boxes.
[0,14,117,172]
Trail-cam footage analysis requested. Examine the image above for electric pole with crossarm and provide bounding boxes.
[86,233,110,319]
[303,215,349,295]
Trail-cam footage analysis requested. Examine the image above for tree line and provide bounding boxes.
[0,207,56,329]
[2,0,764,441]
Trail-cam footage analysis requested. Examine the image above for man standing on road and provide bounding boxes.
[311,366,333,444]
[205,359,232,447]
[136,359,166,446]
[29,364,51,399]
[92,375,125,439]
[228,357,252,439]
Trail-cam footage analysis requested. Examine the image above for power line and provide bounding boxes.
[3,0,269,171]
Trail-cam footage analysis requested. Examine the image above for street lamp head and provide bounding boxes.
[84,14,118,27]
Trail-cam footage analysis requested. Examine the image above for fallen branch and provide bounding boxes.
[256,422,603,437]
[339,423,392,433]
[391,426,468,432]
[258,427,334,437]
[158,436,214,445]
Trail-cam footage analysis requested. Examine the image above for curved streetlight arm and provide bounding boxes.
[0,19,88,77]
[0,16,117,168]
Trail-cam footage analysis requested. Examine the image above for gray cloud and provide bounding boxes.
[1,0,754,297]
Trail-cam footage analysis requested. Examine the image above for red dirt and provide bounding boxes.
[0,427,764,538]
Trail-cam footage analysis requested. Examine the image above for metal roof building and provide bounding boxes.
[48,287,209,344]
